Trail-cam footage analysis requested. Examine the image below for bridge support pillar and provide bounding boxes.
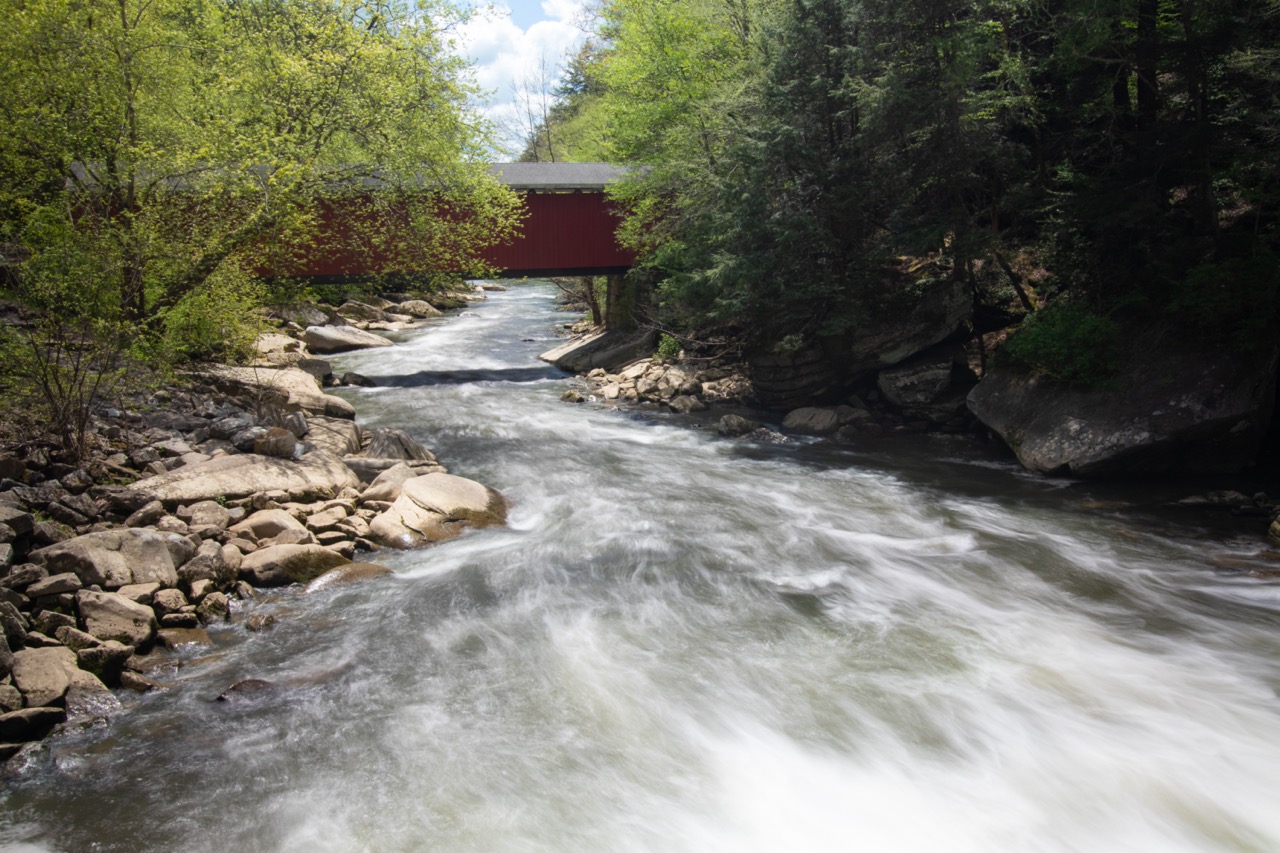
[604,273,637,331]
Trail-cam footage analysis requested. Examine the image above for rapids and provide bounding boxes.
[3,282,1280,852]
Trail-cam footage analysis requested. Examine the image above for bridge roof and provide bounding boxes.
[488,162,632,192]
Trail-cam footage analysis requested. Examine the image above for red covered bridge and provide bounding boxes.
[481,163,635,277]
[283,162,636,281]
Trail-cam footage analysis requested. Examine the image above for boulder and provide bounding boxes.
[126,450,360,506]
[0,632,12,680]
[11,646,77,707]
[343,456,444,485]
[0,505,34,538]
[303,325,395,354]
[76,590,157,648]
[274,303,329,327]
[176,500,232,533]
[63,667,121,721]
[238,544,351,587]
[782,407,841,435]
[307,417,363,457]
[396,299,443,318]
[540,329,658,373]
[229,509,309,543]
[0,707,65,742]
[124,500,166,528]
[361,462,425,503]
[33,528,193,589]
[304,562,393,593]
[76,640,132,684]
[967,346,1279,477]
[668,395,707,414]
[25,573,82,598]
[196,592,230,624]
[363,428,437,462]
[254,428,299,459]
[877,346,958,408]
[178,539,237,587]
[202,365,355,420]
[368,473,507,549]
[337,300,392,323]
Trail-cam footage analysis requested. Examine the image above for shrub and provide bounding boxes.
[162,262,266,362]
[1002,302,1119,386]
[656,333,681,362]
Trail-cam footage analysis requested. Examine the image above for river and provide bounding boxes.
[4,282,1280,852]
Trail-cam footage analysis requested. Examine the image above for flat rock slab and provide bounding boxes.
[541,329,658,373]
[303,325,395,354]
[126,451,360,506]
[202,365,355,420]
[239,544,351,587]
[369,473,507,549]
[0,707,66,742]
[33,528,194,590]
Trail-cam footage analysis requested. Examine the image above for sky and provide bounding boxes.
[456,0,591,158]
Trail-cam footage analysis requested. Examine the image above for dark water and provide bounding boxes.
[4,283,1280,852]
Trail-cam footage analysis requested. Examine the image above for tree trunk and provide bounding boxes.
[604,274,636,331]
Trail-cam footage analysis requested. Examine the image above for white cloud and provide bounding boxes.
[457,1,588,157]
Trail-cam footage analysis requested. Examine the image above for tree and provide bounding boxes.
[0,0,522,328]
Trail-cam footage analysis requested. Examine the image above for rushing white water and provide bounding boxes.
[4,283,1280,852]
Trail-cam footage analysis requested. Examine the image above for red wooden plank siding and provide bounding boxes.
[276,189,634,280]
[482,191,635,277]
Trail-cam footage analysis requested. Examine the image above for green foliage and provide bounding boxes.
[656,333,681,362]
[1167,255,1280,354]
[1002,302,1119,385]
[161,262,266,363]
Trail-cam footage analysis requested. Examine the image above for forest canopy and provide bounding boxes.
[525,0,1280,374]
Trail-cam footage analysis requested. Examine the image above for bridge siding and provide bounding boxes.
[484,191,633,277]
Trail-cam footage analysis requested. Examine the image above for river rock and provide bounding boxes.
[303,562,392,593]
[0,505,34,538]
[124,500,166,528]
[0,707,65,742]
[11,646,77,707]
[368,473,507,549]
[77,590,157,648]
[202,365,356,420]
[396,299,443,318]
[126,450,360,506]
[254,428,299,459]
[782,407,841,435]
[303,325,395,354]
[336,300,392,323]
[24,573,82,598]
[76,640,132,684]
[238,544,351,587]
[64,667,121,721]
[360,462,426,503]
[176,500,232,534]
[307,417,363,457]
[343,456,444,485]
[967,346,1279,477]
[363,428,437,463]
[229,509,308,543]
[33,528,193,589]
[0,633,12,680]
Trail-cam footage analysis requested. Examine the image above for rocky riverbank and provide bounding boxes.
[0,286,508,763]
[545,324,1280,546]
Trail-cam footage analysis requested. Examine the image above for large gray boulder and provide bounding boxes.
[967,347,1279,476]
[368,473,507,549]
[238,544,351,587]
[32,528,193,589]
[77,590,157,648]
[126,450,360,506]
[303,325,394,354]
[877,346,958,408]
[541,329,658,373]
[361,462,432,503]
